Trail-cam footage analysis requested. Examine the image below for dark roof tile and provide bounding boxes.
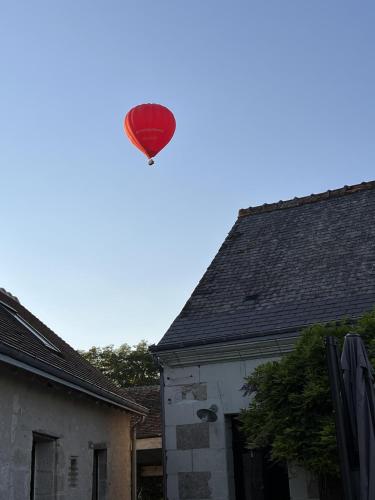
[0,290,147,414]
[155,181,375,350]
[123,386,161,439]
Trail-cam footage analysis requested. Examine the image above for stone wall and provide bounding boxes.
[162,355,318,500]
[0,364,132,500]
[163,357,275,500]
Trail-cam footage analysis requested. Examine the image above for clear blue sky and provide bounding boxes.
[1,1,374,350]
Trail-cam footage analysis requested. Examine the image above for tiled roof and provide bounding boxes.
[155,181,375,350]
[123,386,161,439]
[0,289,147,414]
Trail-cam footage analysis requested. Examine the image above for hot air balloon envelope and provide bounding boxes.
[124,104,176,163]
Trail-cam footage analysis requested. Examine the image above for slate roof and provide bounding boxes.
[154,181,375,350]
[123,386,161,439]
[0,289,147,414]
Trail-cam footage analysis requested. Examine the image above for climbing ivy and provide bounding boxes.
[240,309,375,478]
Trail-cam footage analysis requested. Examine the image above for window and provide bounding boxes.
[30,433,57,500]
[0,300,61,353]
[92,448,107,500]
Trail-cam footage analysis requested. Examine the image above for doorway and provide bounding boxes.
[231,417,290,500]
[92,448,107,500]
[30,432,57,500]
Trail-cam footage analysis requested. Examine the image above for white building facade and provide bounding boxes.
[157,337,318,500]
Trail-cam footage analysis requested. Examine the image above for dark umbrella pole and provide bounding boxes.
[341,334,375,500]
[325,336,357,500]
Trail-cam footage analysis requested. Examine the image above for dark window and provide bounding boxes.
[30,433,57,500]
[92,449,107,500]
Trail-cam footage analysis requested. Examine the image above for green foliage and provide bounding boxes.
[80,340,159,388]
[240,310,375,477]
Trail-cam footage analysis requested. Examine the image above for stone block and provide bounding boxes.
[181,384,207,401]
[165,385,184,404]
[192,448,227,472]
[165,402,196,425]
[165,425,177,450]
[165,383,208,404]
[178,471,212,499]
[164,366,201,387]
[210,470,230,499]
[167,473,179,500]
[166,450,192,473]
[199,362,240,384]
[176,423,209,450]
[209,421,226,449]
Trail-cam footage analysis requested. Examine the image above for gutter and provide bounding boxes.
[149,325,302,353]
[149,318,359,353]
[0,344,148,416]
[131,414,146,500]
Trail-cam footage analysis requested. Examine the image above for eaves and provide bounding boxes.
[0,342,148,416]
[153,333,299,367]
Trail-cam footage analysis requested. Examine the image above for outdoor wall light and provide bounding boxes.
[196,404,218,423]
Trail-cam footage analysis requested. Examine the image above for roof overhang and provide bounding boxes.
[0,343,148,416]
[151,331,299,367]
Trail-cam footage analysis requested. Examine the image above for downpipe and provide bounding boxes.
[131,415,146,500]
[153,354,167,500]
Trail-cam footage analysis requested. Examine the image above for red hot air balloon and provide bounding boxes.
[124,103,176,165]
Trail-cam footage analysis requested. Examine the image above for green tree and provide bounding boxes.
[240,310,375,480]
[80,340,159,388]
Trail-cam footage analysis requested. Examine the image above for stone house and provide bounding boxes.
[0,287,148,500]
[151,181,375,500]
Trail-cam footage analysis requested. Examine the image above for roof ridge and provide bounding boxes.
[238,180,375,218]
[0,287,20,303]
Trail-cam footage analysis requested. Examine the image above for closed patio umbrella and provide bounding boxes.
[341,333,375,500]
